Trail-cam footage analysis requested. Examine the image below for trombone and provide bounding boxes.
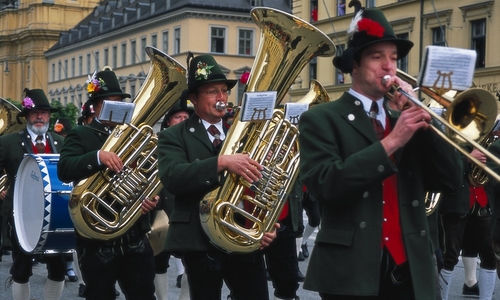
[386,71,500,185]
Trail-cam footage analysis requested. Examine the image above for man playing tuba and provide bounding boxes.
[157,53,277,300]
[58,70,159,300]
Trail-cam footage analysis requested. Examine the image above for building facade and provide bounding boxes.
[290,0,500,105]
[45,0,292,108]
[0,0,99,101]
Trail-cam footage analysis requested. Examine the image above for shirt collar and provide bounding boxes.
[200,119,225,140]
[348,88,386,126]
[27,128,46,144]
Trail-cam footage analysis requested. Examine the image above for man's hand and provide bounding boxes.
[470,148,487,164]
[218,153,263,183]
[141,195,160,214]
[381,106,431,156]
[0,190,6,200]
[259,223,281,250]
[98,150,123,172]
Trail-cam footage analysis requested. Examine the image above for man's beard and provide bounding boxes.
[27,121,49,135]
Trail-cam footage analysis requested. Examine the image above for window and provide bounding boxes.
[58,60,61,80]
[311,0,319,21]
[251,0,262,6]
[122,43,127,67]
[112,46,117,69]
[141,37,147,61]
[64,59,68,79]
[94,51,99,71]
[104,48,109,67]
[174,28,180,54]
[432,27,446,46]
[87,53,91,74]
[71,58,75,77]
[366,0,375,8]
[131,40,136,64]
[211,27,226,53]
[336,44,345,84]
[471,19,486,69]
[238,29,253,55]
[396,33,409,72]
[78,56,83,76]
[151,34,157,48]
[337,0,345,17]
[51,63,55,82]
[309,57,317,81]
[162,31,169,54]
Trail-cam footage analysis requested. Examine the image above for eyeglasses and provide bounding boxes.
[199,88,231,98]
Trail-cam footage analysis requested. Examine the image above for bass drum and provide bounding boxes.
[13,154,75,254]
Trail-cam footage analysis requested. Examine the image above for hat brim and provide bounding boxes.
[333,38,414,71]
[88,92,132,104]
[189,79,238,93]
[17,107,58,118]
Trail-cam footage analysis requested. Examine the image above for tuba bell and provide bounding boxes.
[0,97,26,193]
[69,47,187,239]
[199,7,335,253]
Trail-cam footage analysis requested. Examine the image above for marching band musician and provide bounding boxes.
[57,70,159,300]
[157,53,277,300]
[298,6,462,300]
[0,89,66,300]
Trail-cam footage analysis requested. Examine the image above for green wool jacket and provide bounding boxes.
[157,113,223,252]
[298,92,462,299]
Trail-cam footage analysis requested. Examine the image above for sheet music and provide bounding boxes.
[98,100,135,124]
[284,103,309,125]
[240,91,277,122]
[417,45,477,92]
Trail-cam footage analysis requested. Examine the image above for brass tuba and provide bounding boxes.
[69,47,187,239]
[0,97,26,193]
[199,7,335,253]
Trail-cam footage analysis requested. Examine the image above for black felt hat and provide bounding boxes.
[86,70,131,103]
[17,88,57,119]
[187,52,237,93]
[333,8,414,73]
[160,90,194,130]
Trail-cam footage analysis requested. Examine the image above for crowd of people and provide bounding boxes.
[2,3,500,300]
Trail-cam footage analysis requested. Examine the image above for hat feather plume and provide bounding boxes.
[348,9,364,37]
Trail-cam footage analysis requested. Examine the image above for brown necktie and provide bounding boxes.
[370,102,384,140]
[207,125,222,148]
[35,135,45,153]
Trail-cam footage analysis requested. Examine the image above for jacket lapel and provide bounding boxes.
[187,114,214,152]
[338,93,378,143]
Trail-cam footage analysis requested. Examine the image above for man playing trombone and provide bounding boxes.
[298,6,462,300]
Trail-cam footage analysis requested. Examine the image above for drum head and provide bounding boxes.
[13,155,55,253]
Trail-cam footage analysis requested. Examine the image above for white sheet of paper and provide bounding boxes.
[98,100,135,124]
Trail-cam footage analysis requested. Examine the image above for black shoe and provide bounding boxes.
[462,283,479,296]
[78,284,86,298]
[301,243,309,258]
[176,274,182,288]
[297,270,305,282]
[67,269,78,282]
[298,251,305,262]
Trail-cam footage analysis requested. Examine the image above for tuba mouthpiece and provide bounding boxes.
[382,75,391,85]
[215,101,226,111]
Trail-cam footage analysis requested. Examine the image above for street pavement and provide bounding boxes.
[1,221,500,299]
